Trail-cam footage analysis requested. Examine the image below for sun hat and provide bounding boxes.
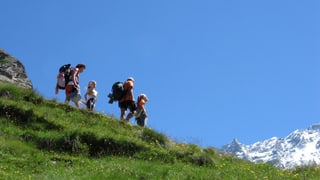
[127,77,135,82]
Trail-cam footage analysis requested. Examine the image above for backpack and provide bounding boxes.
[108,81,126,103]
[57,64,72,90]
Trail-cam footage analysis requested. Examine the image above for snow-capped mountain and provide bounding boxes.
[221,124,320,169]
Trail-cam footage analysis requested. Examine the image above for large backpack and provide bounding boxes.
[108,81,126,103]
[57,64,72,90]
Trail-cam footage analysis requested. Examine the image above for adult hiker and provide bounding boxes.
[135,94,148,127]
[119,77,136,122]
[65,63,86,108]
[84,80,98,111]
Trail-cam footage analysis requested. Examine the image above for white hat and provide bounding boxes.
[88,80,96,86]
[139,94,148,101]
[127,77,135,82]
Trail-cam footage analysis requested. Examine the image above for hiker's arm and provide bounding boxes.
[143,109,148,117]
[142,100,147,117]
[72,69,79,87]
[55,83,59,94]
[130,89,134,100]
[84,92,88,101]
[142,106,147,117]
[139,101,147,116]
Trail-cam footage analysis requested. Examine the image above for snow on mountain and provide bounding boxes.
[221,123,320,169]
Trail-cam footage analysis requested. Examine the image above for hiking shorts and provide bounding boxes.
[66,85,80,102]
[65,85,74,96]
[135,109,147,127]
[86,98,96,110]
[119,100,136,113]
[65,85,75,101]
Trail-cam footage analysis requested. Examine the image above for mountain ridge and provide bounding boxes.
[221,123,320,169]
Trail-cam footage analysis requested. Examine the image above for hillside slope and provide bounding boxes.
[1,84,320,179]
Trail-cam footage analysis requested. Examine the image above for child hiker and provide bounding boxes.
[135,94,148,127]
[84,80,98,111]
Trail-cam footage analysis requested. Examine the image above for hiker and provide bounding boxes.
[135,94,148,127]
[65,64,86,108]
[84,80,98,111]
[119,77,136,122]
[55,64,72,95]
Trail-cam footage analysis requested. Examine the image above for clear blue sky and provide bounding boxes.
[2,1,320,148]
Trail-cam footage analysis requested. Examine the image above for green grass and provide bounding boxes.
[0,57,11,63]
[0,83,320,179]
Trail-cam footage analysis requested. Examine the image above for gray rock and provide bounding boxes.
[0,49,33,89]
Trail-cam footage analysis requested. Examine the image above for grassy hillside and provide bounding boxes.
[1,84,320,179]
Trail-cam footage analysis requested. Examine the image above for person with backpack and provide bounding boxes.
[84,80,98,111]
[135,94,148,127]
[55,64,72,95]
[65,64,86,108]
[119,77,136,122]
[107,81,125,104]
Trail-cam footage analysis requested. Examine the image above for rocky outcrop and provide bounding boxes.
[0,49,33,89]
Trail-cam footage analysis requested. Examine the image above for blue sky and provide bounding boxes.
[2,1,320,148]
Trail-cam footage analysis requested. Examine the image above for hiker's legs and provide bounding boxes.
[74,101,80,108]
[65,85,73,104]
[126,112,134,121]
[125,101,136,121]
[64,98,70,104]
[120,108,126,120]
[136,117,146,127]
[86,98,94,110]
[140,112,147,127]
[119,101,129,120]
[90,99,96,111]
[64,95,71,104]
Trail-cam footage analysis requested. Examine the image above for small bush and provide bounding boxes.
[188,155,215,167]
[0,103,62,130]
[23,92,44,105]
[0,84,24,100]
[86,137,146,157]
[141,128,168,147]
[0,57,11,63]
[133,149,176,163]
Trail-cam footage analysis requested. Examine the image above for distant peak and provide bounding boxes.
[308,123,320,131]
[232,138,240,144]
[221,138,245,153]
[223,123,320,169]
